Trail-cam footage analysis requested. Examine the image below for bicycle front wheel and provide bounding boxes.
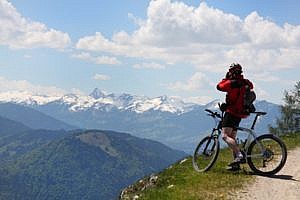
[247,134,287,175]
[193,136,219,172]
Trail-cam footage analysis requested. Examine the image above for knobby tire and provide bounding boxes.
[193,136,220,172]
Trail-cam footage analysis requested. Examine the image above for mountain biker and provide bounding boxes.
[216,63,254,170]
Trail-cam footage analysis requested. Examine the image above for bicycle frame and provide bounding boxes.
[207,110,267,159]
[236,126,266,158]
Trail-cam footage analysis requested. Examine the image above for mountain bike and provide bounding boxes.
[192,107,287,175]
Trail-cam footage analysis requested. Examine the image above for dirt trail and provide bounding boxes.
[230,148,300,200]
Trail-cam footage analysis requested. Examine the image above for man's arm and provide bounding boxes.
[217,79,232,92]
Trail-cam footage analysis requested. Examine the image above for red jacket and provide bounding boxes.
[217,76,253,118]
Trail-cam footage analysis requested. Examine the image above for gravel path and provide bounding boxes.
[230,148,300,200]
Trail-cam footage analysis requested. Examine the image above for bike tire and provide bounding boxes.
[193,136,220,172]
[247,134,287,175]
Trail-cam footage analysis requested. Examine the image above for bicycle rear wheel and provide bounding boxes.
[247,134,287,175]
[193,136,219,172]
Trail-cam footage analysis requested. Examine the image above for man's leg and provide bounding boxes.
[222,127,240,155]
[222,128,245,168]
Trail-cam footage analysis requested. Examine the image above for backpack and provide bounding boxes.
[243,85,256,114]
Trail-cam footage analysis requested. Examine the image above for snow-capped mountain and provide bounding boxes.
[0,88,196,114]
[0,89,281,152]
[0,91,61,105]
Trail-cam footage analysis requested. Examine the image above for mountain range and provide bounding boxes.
[0,89,195,114]
[0,89,281,152]
[0,116,186,200]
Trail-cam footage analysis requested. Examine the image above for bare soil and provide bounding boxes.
[230,148,300,200]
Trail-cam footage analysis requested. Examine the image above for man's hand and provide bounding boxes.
[226,71,232,79]
[230,80,243,88]
[220,103,228,112]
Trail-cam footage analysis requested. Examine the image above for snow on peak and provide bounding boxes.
[0,90,60,105]
[129,95,193,114]
[0,90,199,114]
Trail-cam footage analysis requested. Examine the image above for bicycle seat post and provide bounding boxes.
[251,114,259,130]
[250,112,267,130]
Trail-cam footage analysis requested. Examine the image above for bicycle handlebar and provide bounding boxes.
[204,109,214,114]
[205,106,267,129]
[205,109,222,119]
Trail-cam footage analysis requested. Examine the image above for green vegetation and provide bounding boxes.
[270,81,300,135]
[122,133,300,200]
[0,129,186,200]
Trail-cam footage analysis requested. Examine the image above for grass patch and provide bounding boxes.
[281,132,300,149]
[122,148,253,200]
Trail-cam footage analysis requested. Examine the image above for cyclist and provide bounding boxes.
[216,63,254,170]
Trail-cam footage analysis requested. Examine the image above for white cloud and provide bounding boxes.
[93,74,111,81]
[75,0,300,74]
[167,72,213,91]
[184,96,213,105]
[0,0,71,49]
[133,62,165,69]
[128,13,145,27]
[72,52,121,65]
[93,56,120,65]
[70,88,85,95]
[76,32,165,61]
[23,54,32,59]
[0,76,66,96]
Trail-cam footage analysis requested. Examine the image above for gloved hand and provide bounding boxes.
[225,71,232,79]
[220,103,228,112]
[230,80,243,88]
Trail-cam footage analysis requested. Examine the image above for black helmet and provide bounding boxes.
[229,63,243,75]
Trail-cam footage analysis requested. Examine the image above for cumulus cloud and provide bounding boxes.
[128,13,145,27]
[251,72,294,85]
[75,0,300,73]
[93,74,111,81]
[76,32,165,61]
[167,72,213,91]
[0,0,71,49]
[0,76,66,96]
[133,62,165,69]
[72,52,121,65]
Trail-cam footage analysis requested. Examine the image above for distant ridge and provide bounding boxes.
[0,102,77,130]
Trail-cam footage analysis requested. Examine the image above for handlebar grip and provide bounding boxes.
[205,109,214,114]
[205,109,215,116]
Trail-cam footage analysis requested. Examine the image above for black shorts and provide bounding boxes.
[222,112,241,131]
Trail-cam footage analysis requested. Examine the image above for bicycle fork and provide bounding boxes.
[203,129,219,156]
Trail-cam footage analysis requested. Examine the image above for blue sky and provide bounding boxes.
[1,0,300,104]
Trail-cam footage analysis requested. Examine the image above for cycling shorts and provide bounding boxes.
[222,112,241,131]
